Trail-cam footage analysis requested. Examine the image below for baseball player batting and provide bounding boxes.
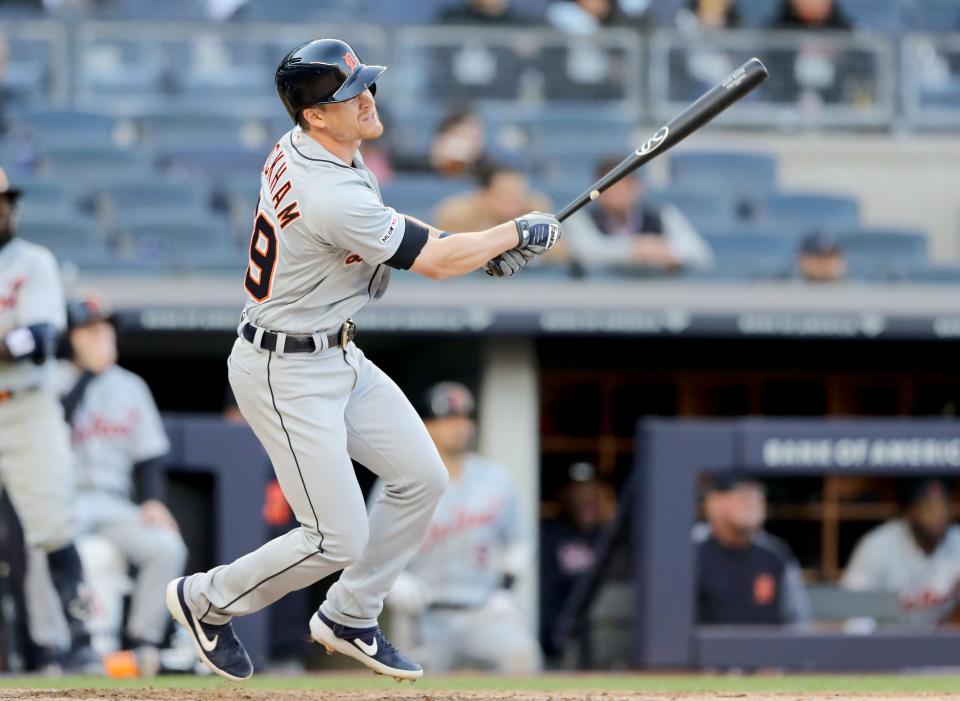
[166,38,562,683]
[0,167,99,671]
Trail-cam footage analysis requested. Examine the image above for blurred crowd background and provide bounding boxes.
[3,0,960,677]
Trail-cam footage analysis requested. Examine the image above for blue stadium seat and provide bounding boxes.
[646,189,736,230]
[138,112,267,149]
[18,214,112,270]
[838,0,903,29]
[159,146,267,186]
[734,0,781,26]
[757,192,860,235]
[837,228,929,276]
[95,0,207,19]
[381,176,474,222]
[364,0,455,23]
[39,146,154,182]
[915,0,960,30]
[14,110,118,148]
[904,265,960,284]
[112,213,240,270]
[12,176,76,212]
[233,0,362,21]
[669,151,778,195]
[702,232,795,277]
[92,180,213,225]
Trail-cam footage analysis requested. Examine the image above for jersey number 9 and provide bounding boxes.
[245,213,277,302]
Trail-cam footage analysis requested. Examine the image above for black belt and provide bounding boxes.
[427,602,475,611]
[241,320,356,354]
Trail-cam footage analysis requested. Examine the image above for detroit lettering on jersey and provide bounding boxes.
[0,276,25,311]
[72,408,141,443]
[421,498,506,551]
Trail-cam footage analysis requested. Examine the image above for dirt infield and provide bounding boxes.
[5,692,960,701]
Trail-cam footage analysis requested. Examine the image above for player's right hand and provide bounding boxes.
[482,247,535,278]
[513,211,561,254]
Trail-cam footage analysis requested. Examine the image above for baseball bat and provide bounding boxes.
[555,57,768,223]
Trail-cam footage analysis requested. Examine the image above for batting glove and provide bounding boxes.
[514,211,561,254]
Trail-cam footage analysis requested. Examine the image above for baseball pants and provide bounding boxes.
[185,337,447,629]
[0,390,76,550]
[26,493,188,649]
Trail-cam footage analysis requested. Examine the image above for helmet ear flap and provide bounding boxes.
[370,82,377,97]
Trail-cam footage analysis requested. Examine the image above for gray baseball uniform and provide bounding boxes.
[0,238,75,551]
[380,455,542,673]
[183,127,447,632]
[27,364,187,649]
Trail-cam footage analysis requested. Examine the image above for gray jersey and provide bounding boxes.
[842,518,960,624]
[242,127,409,334]
[401,455,524,608]
[0,239,66,391]
[60,365,170,498]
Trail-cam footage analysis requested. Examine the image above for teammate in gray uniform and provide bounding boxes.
[0,167,98,671]
[27,298,187,658]
[381,382,542,674]
[166,38,561,683]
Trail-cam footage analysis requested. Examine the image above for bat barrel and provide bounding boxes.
[555,58,768,223]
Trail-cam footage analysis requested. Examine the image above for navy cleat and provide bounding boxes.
[165,577,253,681]
[309,610,423,681]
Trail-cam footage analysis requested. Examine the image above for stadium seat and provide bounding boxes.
[18,214,113,270]
[159,146,267,187]
[837,228,929,276]
[734,0,781,26]
[94,0,207,20]
[757,192,860,235]
[915,0,960,30]
[702,232,794,277]
[112,213,240,270]
[13,109,118,146]
[904,265,960,284]
[92,180,213,225]
[381,176,474,222]
[39,146,153,181]
[138,113,267,149]
[233,0,362,21]
[12,176,76,212]
[838,0,903,30]
[646,189,737,230]
[669,151,778,195]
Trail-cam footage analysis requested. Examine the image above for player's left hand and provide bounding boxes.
[140,499,179,532]
[514,211,561,254]
[482,247,535,278]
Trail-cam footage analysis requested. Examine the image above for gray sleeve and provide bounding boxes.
[313,182,407,266]
[780,558,811,625]
[841,531,886,591]
[19,247,66,330]
[129,377,171,463]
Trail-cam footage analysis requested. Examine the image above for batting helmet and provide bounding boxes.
[275,38,386,124]
[418,382,476,421]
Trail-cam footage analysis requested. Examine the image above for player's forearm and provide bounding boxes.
[410,222,517,280]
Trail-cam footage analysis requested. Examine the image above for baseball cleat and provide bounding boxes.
[165,578,253,681]
[309,610,423,682]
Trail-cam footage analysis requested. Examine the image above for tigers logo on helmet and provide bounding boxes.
[343,52,358,72]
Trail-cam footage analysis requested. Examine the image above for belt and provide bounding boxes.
[240,320,356,354]
[427,602,475,611]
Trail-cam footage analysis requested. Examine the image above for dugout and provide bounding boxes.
[626,418,960,670]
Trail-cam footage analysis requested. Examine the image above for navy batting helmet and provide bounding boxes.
[275,38,386,124]
[66,297,113,330]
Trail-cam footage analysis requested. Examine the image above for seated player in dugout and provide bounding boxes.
[26,297,186,669]
[165,38,562,685]
[376,382,542,675]
[695,475,810,626]
[842,478,960,625]
[563,155,712,275]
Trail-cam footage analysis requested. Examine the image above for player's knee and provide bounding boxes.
[421,459,449,503]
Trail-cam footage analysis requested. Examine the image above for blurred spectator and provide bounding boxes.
[427,105,488,178]
[434,162,550,232]
[842,478,960,625]
[675,0,741,30]
[770,0,852,30]
[539,462,615,658]
[564,156,712,274]
[381,382,542,674]
[440,0,530,24]
[547,0,647,33]
[796,230,846,283]
[695,475,810,625]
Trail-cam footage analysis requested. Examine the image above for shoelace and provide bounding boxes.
[375,630,402,658]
